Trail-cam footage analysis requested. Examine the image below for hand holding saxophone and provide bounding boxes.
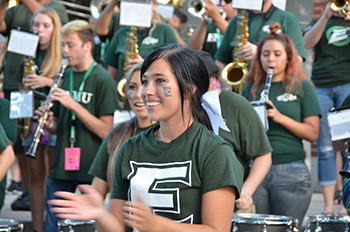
[238,42,257,61]
[127,54,144,70]
[23,74,54,89]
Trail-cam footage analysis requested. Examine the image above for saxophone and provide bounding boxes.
[221,10,249,94]
[26,59,68,158]
[17,57,36,139]
[117,26,139,106]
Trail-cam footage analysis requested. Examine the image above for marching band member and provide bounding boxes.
[304,1,350,216]
[0,0,68,213]
[88,62,154,198]
[36,20,118,231]
[49,44,243,232]
[15,7,63,232]
[215,0,305,72]
[242,23,321,227]
[188,0,237,58]
[197,50,272,211]
[104,0,178,90]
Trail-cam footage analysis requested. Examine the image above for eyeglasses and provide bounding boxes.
[224,0,232,4]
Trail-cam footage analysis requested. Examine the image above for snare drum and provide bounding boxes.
[0,218,23,232]
[231,213,296,232]
[58,219,96,232]
[304,215,350,232]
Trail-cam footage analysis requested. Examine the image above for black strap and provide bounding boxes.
[251,4,277,43]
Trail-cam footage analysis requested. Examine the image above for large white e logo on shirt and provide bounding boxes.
[127,161,192,216]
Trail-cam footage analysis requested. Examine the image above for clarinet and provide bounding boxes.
[26,59,68,158]
[259,67,274,109]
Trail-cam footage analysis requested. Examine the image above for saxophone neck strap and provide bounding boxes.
[250,4,277,43]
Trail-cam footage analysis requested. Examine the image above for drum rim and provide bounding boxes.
[232,213,294,226]
[58,219,96,227]
[0,218,23,230]
[305,215,350,223]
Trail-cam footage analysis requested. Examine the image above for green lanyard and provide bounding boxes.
[68,60,95,147]
[100,39,109,62]
[216,28,222,49]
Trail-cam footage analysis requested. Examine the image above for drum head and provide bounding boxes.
[0,218,23,231]
[232,213,294,232]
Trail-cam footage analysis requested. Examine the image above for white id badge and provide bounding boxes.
[9,90,34,119]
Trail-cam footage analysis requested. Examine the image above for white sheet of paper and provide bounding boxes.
[7,29,39,57]
[328,109,350,141]
[329,28,349,44]
[213,0,220,5]
[272,0,286,10]
[9,90,34,119]
[113,110,135,127]
[156,5,174,19]
[120,1,152,27]
[232,0,263,11]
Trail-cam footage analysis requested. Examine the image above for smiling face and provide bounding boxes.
[141,58,188,124]
[127,70,149,123]
[33,13,54,49]
[260,39,288,82]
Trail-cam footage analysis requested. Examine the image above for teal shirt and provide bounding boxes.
[215,6,306,64]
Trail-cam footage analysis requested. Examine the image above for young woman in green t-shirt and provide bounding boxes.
[21,7,63,232]
[242,23,321,227]
[49,44,243,232]
[89,62,154,198]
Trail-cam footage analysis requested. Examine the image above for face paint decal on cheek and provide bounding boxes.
[127,90,133,100]
[163,86,172,97]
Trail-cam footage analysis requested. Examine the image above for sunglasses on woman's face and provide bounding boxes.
[224,0,232,4]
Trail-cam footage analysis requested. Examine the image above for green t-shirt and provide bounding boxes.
[49,64,118,182]
[342,95,350,108]
[111,121,243,228]
[203,22,222,58]
[105,23,178,82]
[215,6,306,64]
[242,81,321,164]
[93,12,121,66]
[0,107,13,207]
[0,98,17,142]
[305,17,350,88]
[0,123,10,206]
[2,2,68,90]
[219,90,272,178]
[89,123,151,182]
